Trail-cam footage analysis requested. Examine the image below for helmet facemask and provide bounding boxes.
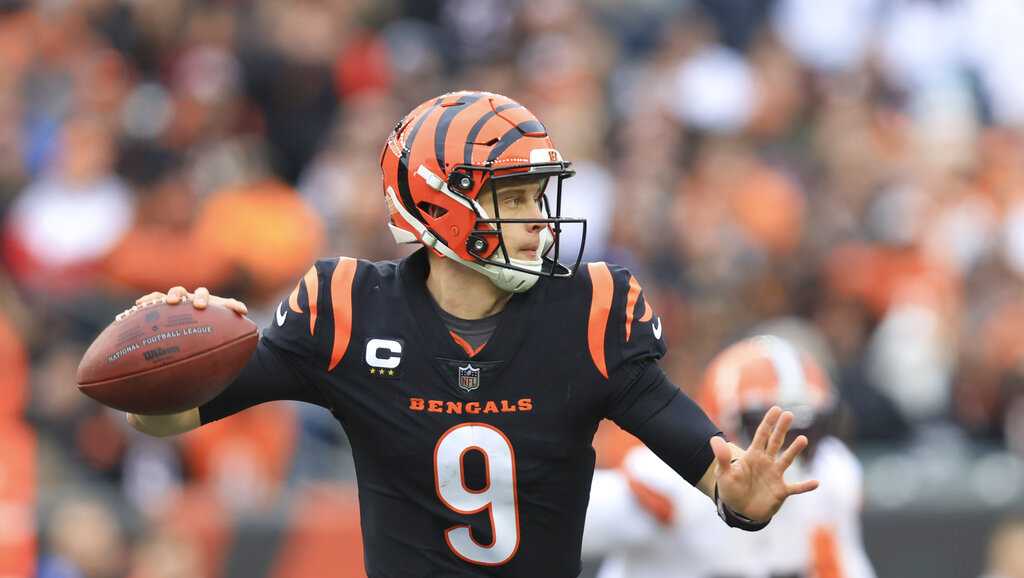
[457,163,586,285]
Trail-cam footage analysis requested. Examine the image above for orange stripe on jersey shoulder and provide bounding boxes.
[288,282,304,314]
[625,276,642,342]
[587,262,614,379]
[328,257,358,371]
[449,331,485,358]
[639,297,653,323]
[303,266,320,334]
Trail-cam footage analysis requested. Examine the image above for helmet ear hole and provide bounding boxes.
[417,201,448,219]
[448,172,474,193]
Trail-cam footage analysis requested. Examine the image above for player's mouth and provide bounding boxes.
[518,244,540,260]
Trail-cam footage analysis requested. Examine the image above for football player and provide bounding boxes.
[125,91,818,577]
[584,335,876,578]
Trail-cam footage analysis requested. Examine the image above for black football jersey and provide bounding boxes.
[200,248,720,578]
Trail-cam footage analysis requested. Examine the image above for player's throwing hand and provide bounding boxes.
[710,406,819,522]
[130,286,248,315]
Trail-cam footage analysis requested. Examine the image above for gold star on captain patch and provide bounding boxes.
[369,368,376,375]
[388,369,395,376]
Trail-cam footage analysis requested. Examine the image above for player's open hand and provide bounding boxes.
[123,286,248,319]
[710,406,819,522]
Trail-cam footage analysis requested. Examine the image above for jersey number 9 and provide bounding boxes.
[434,423,520,566]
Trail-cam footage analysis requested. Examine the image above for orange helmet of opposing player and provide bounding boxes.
[380,91,585,293]
[699,335,836,443]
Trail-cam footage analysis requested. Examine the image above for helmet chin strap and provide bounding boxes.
[386,185,550,293]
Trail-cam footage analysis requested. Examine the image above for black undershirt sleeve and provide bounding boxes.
[606,361,723,486]
[198,336,331,424]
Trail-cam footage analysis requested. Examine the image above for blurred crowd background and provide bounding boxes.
[3,0,1024,576]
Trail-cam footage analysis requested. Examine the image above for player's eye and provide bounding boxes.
[502,194,524,208]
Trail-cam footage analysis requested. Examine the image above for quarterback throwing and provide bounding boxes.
[127,91,818,578]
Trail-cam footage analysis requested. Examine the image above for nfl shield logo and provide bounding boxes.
[458,364,481,392]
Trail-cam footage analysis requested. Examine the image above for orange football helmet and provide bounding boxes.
[699,335,836,444]
[380,91,585,292]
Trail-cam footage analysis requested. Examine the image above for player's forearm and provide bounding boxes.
[611,363,722,488]
[126,408,200,437]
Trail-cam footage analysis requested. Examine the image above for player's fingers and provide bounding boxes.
[135,291,165,305]
[710,435,733,474]
[749,406,781,452]
[207,295,248,315]
[225,298,248,315]
[785,478,819,496]
[193,287,210,309]
[166,286,189,304]
[778,434,808,470]
[765,410,793,457]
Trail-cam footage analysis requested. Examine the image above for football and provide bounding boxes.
[76,299,259,414]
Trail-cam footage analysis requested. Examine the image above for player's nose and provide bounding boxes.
[524,202,545,226]
[526,220,545,234]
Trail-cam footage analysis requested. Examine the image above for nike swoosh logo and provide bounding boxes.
[276,302,287,327]
[652,317,662,340]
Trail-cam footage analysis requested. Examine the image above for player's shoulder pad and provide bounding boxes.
[262,256,378,371]
[581,262,667,379]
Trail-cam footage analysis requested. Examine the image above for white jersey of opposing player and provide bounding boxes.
[583,436,876,578]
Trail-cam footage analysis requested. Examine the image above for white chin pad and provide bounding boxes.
[485,264,541,293]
